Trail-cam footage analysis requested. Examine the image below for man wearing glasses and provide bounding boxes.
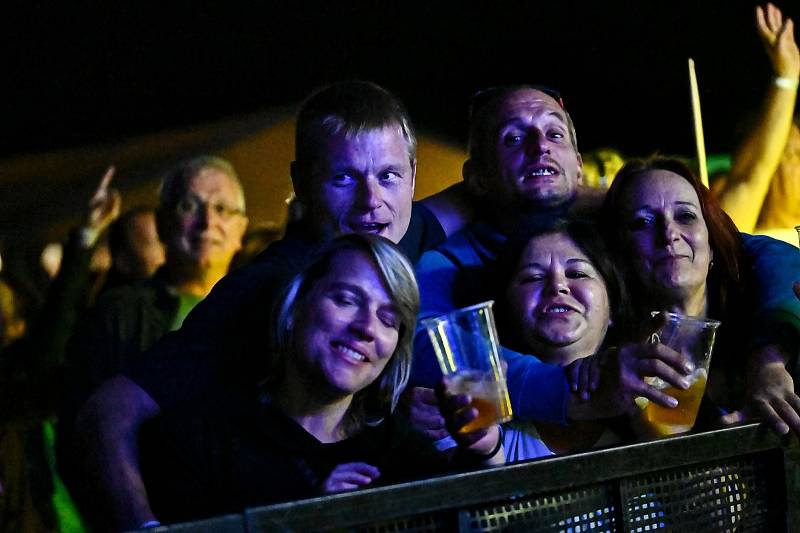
[65,156,248,406]
[71,81,462,530]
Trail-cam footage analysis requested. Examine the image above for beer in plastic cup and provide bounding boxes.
[421,301,513,433]
[639,312,720,435]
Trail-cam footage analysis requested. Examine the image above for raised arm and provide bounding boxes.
[714,3,799,232]
[25,167,120,376]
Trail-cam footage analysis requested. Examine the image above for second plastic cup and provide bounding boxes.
[641,311,721,435]
[421,301,513,433]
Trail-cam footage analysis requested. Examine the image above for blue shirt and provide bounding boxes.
[411,224,800,426]
[411,222,571,424]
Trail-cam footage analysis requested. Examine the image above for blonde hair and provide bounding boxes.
[271,234,419,428]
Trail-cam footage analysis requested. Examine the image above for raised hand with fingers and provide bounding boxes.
[566,313,672,404]
[756,2,800,80]
[320,462,381,494]
[82,166,122,248]
[568,341,694,421]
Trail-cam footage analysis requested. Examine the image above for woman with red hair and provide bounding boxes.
[601,157,800,435]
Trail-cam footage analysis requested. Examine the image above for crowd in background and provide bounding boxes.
[1,3,799,532]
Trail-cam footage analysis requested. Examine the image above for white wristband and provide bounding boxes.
[774,76,799,90]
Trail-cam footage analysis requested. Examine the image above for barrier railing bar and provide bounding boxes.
[242,422,792,531]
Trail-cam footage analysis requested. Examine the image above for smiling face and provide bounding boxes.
[297,126,416,244]
[165,168,248,270]
[620,170,712,311]
[505,232,610,365]
[292,249,400,400]
[478,88,582,211]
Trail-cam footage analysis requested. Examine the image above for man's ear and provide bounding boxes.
[463,159,488,196]
[410,158,417,194]
[232,215,249,252]
[576,152,584,185]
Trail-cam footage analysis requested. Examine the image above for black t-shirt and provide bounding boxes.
[124,202,445,411]
[140,386,448,524]
[398,200,446,265]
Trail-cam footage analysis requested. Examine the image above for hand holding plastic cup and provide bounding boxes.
[639,311,720,435]
[422,301,513,433]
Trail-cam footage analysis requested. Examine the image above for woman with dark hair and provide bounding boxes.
[140,234,502,525]
[494,220,691,460]
[494,220,633,361]
[600,157,800,432]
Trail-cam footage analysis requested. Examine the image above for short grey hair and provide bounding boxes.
[158,155,245,212]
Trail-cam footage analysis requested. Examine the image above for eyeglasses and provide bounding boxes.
[469,84,565,122]
[175,194,245,221]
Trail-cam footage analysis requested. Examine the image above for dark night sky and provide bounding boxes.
[4,1,796,159]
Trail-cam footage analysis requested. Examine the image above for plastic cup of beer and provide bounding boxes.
[640,312,720,436]
[421,301,513,433]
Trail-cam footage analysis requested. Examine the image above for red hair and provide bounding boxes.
[600,157,745,318]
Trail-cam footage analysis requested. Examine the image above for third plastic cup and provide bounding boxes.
[640,311,721,436]
[421,301,513,433]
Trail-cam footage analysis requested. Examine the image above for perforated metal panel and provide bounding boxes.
[620,454,781,532]
[462,483,618,532]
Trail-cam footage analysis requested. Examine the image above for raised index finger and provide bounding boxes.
[97,166,115,193]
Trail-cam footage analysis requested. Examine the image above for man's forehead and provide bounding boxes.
[318,126,412,162]
[190,169,234,188]
[188,169,242,201]
[493,89,566,124]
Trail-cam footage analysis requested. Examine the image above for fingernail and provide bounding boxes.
[679,378,690,389]
[684,362,695,373]
[668,397,678,408]
[779,423,790,435]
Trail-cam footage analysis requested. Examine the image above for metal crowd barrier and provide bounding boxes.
[140,422,799,532]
